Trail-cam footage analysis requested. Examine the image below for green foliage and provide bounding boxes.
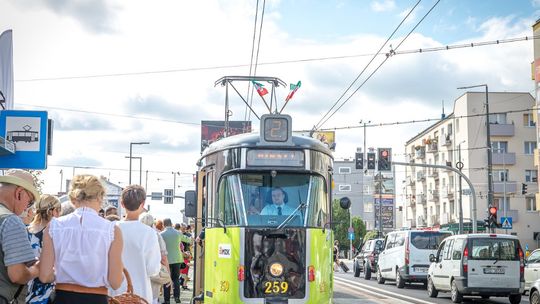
[28,170,44,194]
[332,199,366,250]
[363,230,379,242]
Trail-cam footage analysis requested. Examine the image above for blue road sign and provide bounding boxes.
[348,232,355,240]
[0,110,49,169]
[501,217,512,229]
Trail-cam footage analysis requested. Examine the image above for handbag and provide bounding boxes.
[108,269,149,304]
[150,263,171,285]
[0,285,24,304]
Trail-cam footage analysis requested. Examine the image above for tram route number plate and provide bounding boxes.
[263,281,289,294]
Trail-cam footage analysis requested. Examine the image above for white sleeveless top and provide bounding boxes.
[48,207,116,287]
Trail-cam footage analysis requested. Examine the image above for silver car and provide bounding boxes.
[525,249,540,293]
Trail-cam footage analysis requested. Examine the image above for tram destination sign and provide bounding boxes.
[247,149,304,167]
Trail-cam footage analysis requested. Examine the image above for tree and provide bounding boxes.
[363,230,379,243]
[28,170,44,194]
[332,199,366,250]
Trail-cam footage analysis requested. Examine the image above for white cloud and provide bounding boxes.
[371,0,396,12]
[0,1,533,221]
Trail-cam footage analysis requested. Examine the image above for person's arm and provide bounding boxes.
[1,216,39,284]
[108,226,124,290]
[38,226,55,283]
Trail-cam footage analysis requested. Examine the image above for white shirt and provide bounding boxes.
[110,220,161,304]
[48,207,115,287]
[260,203,297,216]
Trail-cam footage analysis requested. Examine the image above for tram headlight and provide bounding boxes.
[270,262,284,277]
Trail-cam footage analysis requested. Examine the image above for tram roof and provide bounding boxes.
[201,132,333,158]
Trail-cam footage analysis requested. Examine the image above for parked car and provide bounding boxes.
[530,278,540,304]
[426,234,524,304]
[376,229,451,288]
[353,238,384,279]
[525,249,540,293]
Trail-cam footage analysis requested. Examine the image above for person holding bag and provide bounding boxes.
[139,213,171,304]
[39,175,124,304]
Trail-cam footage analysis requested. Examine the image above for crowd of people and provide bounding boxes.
[0,170,195,304]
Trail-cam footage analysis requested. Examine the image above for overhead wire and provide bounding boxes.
[243,0,260,122]
[14,34,538,83]
[313,0,422,131]
[248,0,266,120]
[315,0,442,130]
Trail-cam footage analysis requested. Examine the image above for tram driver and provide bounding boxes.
[260,187,296,216]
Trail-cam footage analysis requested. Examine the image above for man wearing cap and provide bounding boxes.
[0,169,40,302]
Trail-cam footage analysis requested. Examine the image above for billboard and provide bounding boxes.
[201,120,251,151]
[374,197,394,229]
[312,131,336,151]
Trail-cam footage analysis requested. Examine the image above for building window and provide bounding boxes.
[491,141,508,153]
[338,184,351,192]
[489,113,507,124]
[493,197,510,211]
[448,123,453,135]
[364,202,373,213]
[493,169,509,182]
[338,167,351,174]
[523,113,536,127]
[526,197,537,212]
[525,141,537,155]
[526,170,538,182]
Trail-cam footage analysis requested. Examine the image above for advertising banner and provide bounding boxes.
[201,120,252,151]
[374,197,394,229]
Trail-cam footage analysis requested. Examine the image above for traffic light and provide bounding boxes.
[367,152,376,170]
[488,206,501,229]
[522,183,528,195]
[355,152,364,170]
[378,148,392,171]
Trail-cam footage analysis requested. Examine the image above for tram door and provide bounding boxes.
[194,169,214,297]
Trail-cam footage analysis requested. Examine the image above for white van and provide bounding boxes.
[376,229,452,288]
[426,234,524,303]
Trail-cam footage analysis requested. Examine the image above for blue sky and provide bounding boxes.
[276,0,537,43]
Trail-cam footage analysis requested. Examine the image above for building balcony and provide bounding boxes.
[427,142,438,153]
[491,152,516,165]
[492,181,517,193]
[415,148,426,159]
[416,171,426,182]
[489,123,514,137]
[429,170,439,179]
[417,194,426,204]
[442,189,454,199]
[407,177,416,186]
[428,191,439,202]
[441,135,452,146]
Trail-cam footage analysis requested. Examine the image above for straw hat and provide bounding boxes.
[0,169,40,200]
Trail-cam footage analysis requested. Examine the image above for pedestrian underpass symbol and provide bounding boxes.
[501,217,512,229]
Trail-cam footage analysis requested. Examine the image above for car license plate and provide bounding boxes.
[483,268,505,274]
[414,267,428,273]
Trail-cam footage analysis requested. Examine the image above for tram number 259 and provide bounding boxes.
[264,281,288,294]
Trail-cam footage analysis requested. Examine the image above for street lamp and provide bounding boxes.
[129,142,149,185]
[125,156,142,185]
[457,84,490,228]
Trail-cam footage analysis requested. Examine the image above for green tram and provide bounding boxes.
[185,114,350,304]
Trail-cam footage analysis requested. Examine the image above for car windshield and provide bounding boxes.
[410,232,451,250]
[213,173,329,228]
[470,238,518,260]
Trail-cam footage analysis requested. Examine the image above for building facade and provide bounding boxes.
[404,92,539,249]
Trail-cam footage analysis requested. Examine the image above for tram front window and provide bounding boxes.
[215,173,329,228]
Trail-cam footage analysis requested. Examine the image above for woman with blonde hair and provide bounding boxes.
[26,194,61,303]
[39,175,124,304]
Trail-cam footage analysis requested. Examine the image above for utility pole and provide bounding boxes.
[457,143,464,234]
[378,172,383,237]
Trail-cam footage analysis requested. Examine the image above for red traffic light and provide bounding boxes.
[489,206,497,215]
[382,150,388,157]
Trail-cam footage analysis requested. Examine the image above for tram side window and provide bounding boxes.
[217,176,238,225]
[305,176,328,227]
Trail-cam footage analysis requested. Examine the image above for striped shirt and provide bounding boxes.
[0,205,36,266]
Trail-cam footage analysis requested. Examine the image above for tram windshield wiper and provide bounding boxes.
[276,203,306,230]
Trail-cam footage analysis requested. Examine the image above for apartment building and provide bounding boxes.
[403,92,540,249]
